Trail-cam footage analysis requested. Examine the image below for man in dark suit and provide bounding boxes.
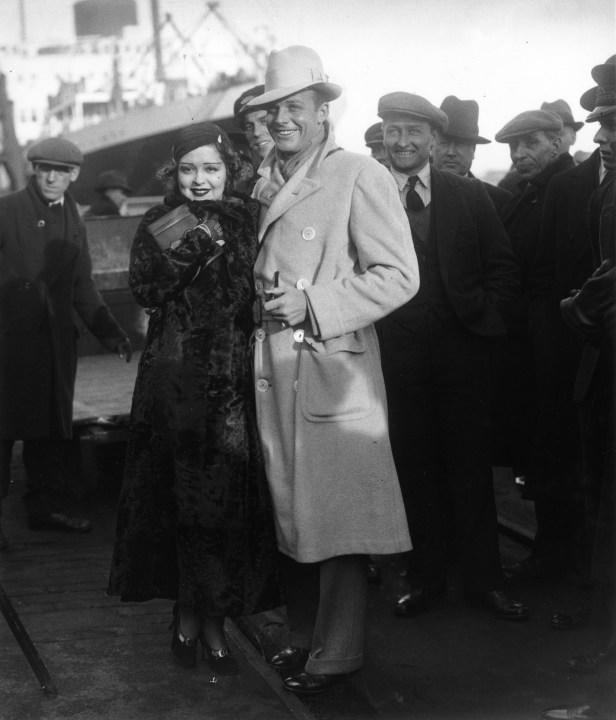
[493,110,574,580]
[377,92,528,621]
[432,95,511,216]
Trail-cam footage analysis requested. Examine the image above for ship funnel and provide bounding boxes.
[74,0,137,37]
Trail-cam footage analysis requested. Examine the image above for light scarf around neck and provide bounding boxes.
[275,122,328,181]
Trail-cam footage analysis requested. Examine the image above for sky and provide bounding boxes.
[2,0,615,177]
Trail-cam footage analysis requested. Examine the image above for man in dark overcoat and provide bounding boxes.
[432,95,512,216]
[526,87,607,585]
[0,138,131,544]
[376,91,527,621]
[494,110,574,580]
[541,61,616,720]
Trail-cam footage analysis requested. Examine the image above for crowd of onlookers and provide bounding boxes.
[0,43,614,718]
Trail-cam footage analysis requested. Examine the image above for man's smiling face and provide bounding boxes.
[265,89,328,156]
[383,113,436,175]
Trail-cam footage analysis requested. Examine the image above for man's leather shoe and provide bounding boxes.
[568,645,616,674]
[268,646,309,675]
[542,704,606,719]
[394,582,445,617]
[28,512,92,533]
[283,671,346,696]
[482,590,529,621]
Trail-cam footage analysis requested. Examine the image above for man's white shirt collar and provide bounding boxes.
[390,162,431,207]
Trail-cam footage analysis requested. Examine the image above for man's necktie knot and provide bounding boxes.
[406,176,424,212]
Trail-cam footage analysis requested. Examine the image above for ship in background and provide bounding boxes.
[0,0,273,204]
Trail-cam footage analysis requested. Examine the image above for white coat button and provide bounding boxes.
[296,278,310,290]
[256,378,270,392]
[302,226,316,241]
[293,380,299,392]
[255,328,266,342]
[293,329,305,343]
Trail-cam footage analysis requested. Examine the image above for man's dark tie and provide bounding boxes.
[405,175,424,211]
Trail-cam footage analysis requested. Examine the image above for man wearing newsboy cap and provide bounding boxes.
[247,45,419,695]
[432,95,512,216]
[376,91,525,622]
[519,89,608,587]
[493,110,575,582]
[0,137,131,546]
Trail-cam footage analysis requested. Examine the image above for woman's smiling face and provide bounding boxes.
[177,144,227,201]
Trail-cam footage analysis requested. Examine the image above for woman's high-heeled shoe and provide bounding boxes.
[170,607,199,669]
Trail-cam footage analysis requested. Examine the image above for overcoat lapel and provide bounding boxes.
[257,137,339,243]
[430,169,458,288]
[258,172,321,243]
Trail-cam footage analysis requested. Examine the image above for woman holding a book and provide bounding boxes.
[108,122,279,673]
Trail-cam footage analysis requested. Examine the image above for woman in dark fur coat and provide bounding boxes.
[108,122,279,674]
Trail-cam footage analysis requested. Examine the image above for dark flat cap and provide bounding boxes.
[586,85,616,122]
[495,110,563,143]
[27,137,83,167]
[439,95,490,144]
[540,99,583,131]
[233,84,265,118]
[364,122,383,147]
[378,92,448,131]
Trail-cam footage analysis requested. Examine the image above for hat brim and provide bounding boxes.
[569,121,585,131]
[246,81,342,108]
[586,104,616,122]
[30,158,81,168]
[379,109,448,132]
[446,133,491,145]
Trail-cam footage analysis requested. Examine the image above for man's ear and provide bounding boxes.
[317,102,330,125]
[69,166,81,183]
[551,134,562,158]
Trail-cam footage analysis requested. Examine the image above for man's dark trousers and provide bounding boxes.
[381,309,503,593]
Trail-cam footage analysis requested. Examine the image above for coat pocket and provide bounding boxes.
[300,331,376,422]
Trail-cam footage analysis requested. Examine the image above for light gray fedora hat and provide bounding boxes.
[246,45,342,108]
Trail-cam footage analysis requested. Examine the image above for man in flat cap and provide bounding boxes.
[432,95,511,215]
[364,121,388,165]
[541,56,616,720]
[520,90,608,587]
[246,46,418,695]
[376,91,525,622]
[493,110,574,581]
[0,137,131,545]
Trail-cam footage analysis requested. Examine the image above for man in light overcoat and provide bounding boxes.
[246,46,419,695]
